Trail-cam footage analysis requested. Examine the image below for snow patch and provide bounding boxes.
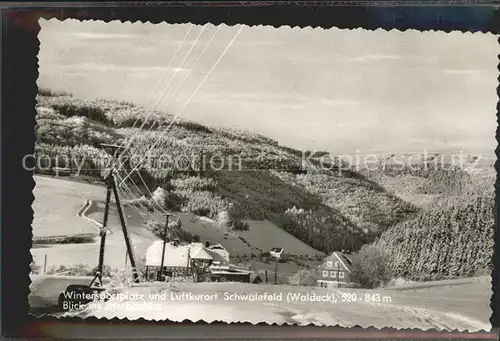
[198,216,217,224]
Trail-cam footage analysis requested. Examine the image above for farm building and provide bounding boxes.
[145,241,252,283]
[207,243,230,263]
[208,266,253,283]
[316,251,353,288]
[145,241,226,281]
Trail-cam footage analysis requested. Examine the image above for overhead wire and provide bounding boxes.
[114,171,152,215]
[106,25,209,223]
[143,24,196,113]
[115,188,152,224]
[113,25,208,170]
[119,25,244,187]
[116,25,223,189]
[114,154,175,220]
[124,172,168,216]
[118,117,178,186]
[111,27,213,214]
[117,24,221,179]
[149,25,209,113]
[114,172,156,222]
[142,25,222,136]
[119,24,229,185]
[120,150,169,214]
[107,25,195,172]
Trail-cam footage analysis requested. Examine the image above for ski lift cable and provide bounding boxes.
[113,25,208,168]
[144,24,196,113]
[114,170,156,216]
[118,24,223,186]
[114,176,154,219]
[119,168,168,215]
[116,24,220,174]
[115,170,169,219]
[114,174,157,222]
[114,169,150,208]
[170,25,244,125]
[126,24,220,153]
[147,24,223,132]
[149,25,210,114]
[115,186,153,224]
[119,25,243,187]
[119,149,168,214]
[127,168,167,213]
[118,116,178,186]
[108,25,195,168]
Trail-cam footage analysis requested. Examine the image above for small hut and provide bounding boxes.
[145,241,228,281]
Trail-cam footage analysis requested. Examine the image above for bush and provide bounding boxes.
[349,245,390,289]
[151,187,167,206]
[145,219,192,243]
[260,251,271,263]
[32,234,96,245]
[135,256,148,280]
[51,103,109,125]
[171,176,217,191]
[288,269,319,286]
[30,262,41,275]
[91,265,113,277]
[175,120,212,134]
[108,268,136,288]
[150,187,185,210]
[231,219,250,231]
[46,264,93,276]
[38,88,72,97]
[58,235,95,244]
[177,190,232,219]
[164,192,185,211]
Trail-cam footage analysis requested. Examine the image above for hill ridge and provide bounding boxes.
[35,91,420,254]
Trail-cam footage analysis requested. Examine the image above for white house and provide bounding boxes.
[270,247,284,260]
[207,244,230,263]
[316,251,353,288]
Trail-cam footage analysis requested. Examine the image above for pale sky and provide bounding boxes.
[38,19,498,155]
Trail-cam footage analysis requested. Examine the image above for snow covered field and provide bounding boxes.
[63,279,491,331]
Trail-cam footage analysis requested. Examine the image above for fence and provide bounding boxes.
[252,268,320,287]
[32,233,96,245]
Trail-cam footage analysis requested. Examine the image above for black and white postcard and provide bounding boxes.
[29,19,497,331]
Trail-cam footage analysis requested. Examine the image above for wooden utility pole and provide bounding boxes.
[98,183,112,276]
[111,173,139,282]
[187,247,191,278]
[274,258,278,283]
[158,214,170,281]
[89,144,141,289]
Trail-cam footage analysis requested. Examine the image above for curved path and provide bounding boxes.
[31,199,158,271]
[77,199,112,234]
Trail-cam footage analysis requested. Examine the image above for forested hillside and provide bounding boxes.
[375,195,493,281]
[360,159,494,207]
[35,90,419,254]
[352,155,495,281]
